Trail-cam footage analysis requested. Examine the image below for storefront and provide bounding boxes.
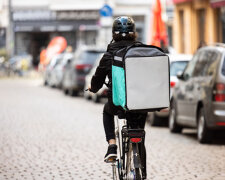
[173,0,220,54]
[13,9,99,65]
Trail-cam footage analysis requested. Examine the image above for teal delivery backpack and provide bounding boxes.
[112,43,170,112]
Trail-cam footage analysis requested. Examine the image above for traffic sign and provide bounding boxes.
[99,4,113,17]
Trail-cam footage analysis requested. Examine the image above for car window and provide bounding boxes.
[183,52,200,80]
[49,56,60,67]
[54,56,63,67]
[77,51,103,64]
[170,61,188,76]
[93,54,104,67]
[192,50,222,77]
[192,51,208,77]
[222,56,225,76]
[204,51,221,76]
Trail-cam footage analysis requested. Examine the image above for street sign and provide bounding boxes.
[99,4,113,17]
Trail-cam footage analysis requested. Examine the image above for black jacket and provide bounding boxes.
[91,40,136,96]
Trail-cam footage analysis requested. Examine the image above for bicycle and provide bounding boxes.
[111,111,146,180]
[85,89,146,179]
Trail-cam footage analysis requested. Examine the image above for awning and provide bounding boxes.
[210,0,225,8]
[172,0,192,4]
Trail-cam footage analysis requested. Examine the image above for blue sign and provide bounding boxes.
[99,4,113,17]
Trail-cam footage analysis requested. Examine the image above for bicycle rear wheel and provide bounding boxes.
[126,143,143,180]
[135,168,141,180]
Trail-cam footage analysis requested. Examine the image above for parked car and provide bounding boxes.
[169,44,225,143]
[149,54,192,126]
[44,54,64,86]
[49,52,74,88]
[84,53,108,102]
[62,46,105,96]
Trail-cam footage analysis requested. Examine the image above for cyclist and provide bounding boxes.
[88,16,147,177]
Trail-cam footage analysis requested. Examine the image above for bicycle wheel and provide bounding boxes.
[126,143,143,180]
[135,168,141,180]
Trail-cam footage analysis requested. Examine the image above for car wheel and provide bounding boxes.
[84,92,91,100]
[169,101,182,133]
[63,88,68,95]
[92,94,100,103]
[197,107,212,144]
[149,113,162,126]
[44,80,48,86]
[69,89,78,96]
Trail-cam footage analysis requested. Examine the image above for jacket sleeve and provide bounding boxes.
[90,51,111,93]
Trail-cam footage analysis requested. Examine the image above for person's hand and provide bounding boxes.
[88,85,92,91]
[85,85,92,92]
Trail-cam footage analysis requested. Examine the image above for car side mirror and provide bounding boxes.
[176,71,184,80]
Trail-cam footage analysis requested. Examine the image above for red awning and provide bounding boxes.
[173,0,192,4]
[210,0,225,8]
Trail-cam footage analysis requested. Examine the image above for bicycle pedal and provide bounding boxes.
[104,157,116,163]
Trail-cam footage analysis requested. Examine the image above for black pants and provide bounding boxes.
[103,97,147,177]
[103,97,147,141]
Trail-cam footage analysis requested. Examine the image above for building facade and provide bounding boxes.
[6,0,158,65]
[0,0,8,49]
[173,0,222,54]
[12,0,104,65]
[113,0,153,44]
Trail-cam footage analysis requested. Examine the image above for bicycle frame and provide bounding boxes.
[113,115,145,180]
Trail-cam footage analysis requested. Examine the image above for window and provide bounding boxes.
[222,55,225,76]
[78,51,103,65]
[192,51,208,77]
[204,51,221,76]
[183,53,200,80]
[192,50,221,77]
[179,10,184,53]
[197,9,206,44]
[170,61,188,76]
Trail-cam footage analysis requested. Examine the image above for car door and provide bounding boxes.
[186,50,210,126]
[176,52,201,125]
[199,50,222,123]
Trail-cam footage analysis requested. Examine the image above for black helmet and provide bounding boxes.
[112,16,135,35]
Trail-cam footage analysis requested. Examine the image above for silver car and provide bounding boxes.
[84,53,108,102]
[49,53,74,88]
[169,44,225,143]
[44,54,64,87]
[62,46,105,96]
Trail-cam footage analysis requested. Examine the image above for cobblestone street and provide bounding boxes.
[0,78,225,180]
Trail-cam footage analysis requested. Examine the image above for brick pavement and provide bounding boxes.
[0,79,225,180]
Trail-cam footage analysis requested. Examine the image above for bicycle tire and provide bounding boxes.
[135,167,142,180]
[133,143,143,180]
[126,143,143,180]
